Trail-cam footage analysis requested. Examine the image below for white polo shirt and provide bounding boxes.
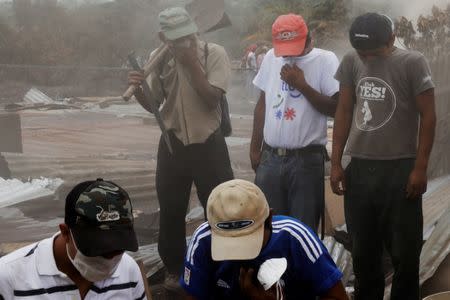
[253,48,339,149]
[0,234,146,300]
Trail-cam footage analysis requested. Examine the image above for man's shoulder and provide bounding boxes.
[312,48,337,59]
[205,42,228,57]
[0,242,39,266]
[271,216,324,261]
[340,49,359,62]
[0,241,41,287]
[186,222,212,264]
[394,48,426,63]
[190,221,212,246]
[263,48,276,60]
[118,253,141,274]
[272,215,317,240]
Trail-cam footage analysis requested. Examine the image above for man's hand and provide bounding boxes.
[127,70,146,102]
[250,150,262,172]
[128,70,145,87]
[280,64,307,91]
[406,168,427,199]
[170,38,198,67]
[240,268,276,300]
[330,164,346,196]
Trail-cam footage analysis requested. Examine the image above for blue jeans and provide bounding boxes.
[255,149,325,231]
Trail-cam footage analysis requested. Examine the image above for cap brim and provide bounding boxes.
[163,22,198,41]
[273,38,307,57]
[72,226,138,257]
[211,225,264,261]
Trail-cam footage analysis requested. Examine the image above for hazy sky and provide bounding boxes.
[384,0,448,18]
[0,0,447,20]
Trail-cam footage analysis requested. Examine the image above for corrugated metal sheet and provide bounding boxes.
[323,236,353,285]
[420,207,450,285]
[384,206,450,299]
[23,88,54,105]
[0,177,62,208]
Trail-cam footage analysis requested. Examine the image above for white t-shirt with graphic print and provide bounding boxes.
[253,48,339,149]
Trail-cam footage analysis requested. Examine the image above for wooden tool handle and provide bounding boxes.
[122,44,169,101]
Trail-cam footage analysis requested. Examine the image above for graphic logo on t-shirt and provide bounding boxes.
[275,109,283,120]
[282,81,303,98]
[274,108,297,121]
[355,77,396,131]
[272,94,284,109]
[284,108,296,120]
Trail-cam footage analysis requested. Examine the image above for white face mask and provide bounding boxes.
[283,56,300,66]
[66,231,123,282]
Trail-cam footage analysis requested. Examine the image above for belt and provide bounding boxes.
[263,142,325,157]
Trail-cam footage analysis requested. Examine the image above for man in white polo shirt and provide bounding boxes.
[0,179,146,300]
[250,13,340,231]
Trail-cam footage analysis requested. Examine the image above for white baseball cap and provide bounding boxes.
[207,179,270,261]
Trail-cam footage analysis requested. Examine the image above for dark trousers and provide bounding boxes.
[156,130,234,275]
[255,148,324,231]
[345,158,423,300]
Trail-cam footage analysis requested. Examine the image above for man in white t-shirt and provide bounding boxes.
[250,13,339,231]
[0,179,146,300]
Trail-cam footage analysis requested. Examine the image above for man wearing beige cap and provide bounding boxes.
[181,179,348,300]
[128,6,234,290]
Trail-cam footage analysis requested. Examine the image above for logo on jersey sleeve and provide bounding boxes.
[355,77,396,131]
[216,279,231,289]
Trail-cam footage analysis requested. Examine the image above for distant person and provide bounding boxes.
[0,179,146,300]
[181,179,349,300]
[241,44,257,69]
[246,46,257,71]
[331,13,436,300]
[128,6,234,291]
[256,45,269,71]
[250,13,339,231]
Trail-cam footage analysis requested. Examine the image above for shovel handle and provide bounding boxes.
[122,44,169,101]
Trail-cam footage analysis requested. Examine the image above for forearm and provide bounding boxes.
[331,98,353,167]
[250,93,266,153]
[296,83,337,117]
[185,61,222,109]
[415,110,436,172]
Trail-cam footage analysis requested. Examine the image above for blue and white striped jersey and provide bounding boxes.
[181,215,342,300]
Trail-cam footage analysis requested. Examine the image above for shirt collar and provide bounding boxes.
[36,233,68,277]
[36,232,121,279]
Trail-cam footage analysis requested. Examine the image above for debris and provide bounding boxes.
[23,88,54,105]
[0,177,63,209]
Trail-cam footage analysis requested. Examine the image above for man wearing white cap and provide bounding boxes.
[181,179,348,300]
[128,6,234,290]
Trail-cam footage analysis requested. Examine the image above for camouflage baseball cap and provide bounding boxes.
[65,178,138,257]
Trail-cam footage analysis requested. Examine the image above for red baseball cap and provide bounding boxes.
[272,14,308,57]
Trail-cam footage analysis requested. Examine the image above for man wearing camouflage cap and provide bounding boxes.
[0,179,147,300]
